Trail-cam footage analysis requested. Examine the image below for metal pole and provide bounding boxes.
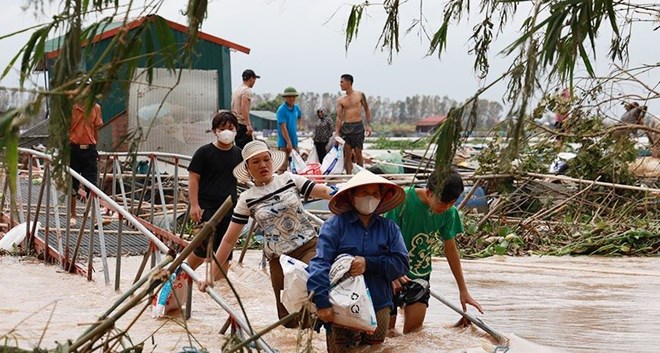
[69,196,93,273]
[133,243,152,285]
[115,214,123,291]
[95,197,110,285]
[173,157,179,235]
[111,156,117,202]
[15,165,25,223]
[72,199,232,350]
[44,165,51,263]
[64,177,72,265]
[150,156,156,226]
[87,197,96,282]
[27,167,47,250]
[114,158,129,211]
[49,166,64,265]
[26,156,33,248]
[182,263,276,353]
[130,157,138,215]
[153,158,170,231]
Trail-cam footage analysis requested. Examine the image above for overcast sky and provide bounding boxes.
[1,1,658,115]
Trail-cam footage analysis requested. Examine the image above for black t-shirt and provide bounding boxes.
[187,143,243,210]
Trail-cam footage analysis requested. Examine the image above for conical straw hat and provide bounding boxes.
[328,169,405,215]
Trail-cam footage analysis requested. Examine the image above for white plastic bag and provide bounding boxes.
[289,150,307,174]
[328,254,378,333]
[321,143,344,175]
[0,222,40,251]
[280,254,314,313]
[152,266,190,318]
[306,145,320,164]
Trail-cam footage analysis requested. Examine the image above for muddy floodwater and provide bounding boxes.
[1,251,659,353]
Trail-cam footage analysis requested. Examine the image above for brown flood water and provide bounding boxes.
[1,251,659,353]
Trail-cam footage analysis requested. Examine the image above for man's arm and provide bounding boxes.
[241,94,253,135]
[335,100,344,136]
[280,122,293,152]
[94,105,102,143]
[444,238,483,313]
[188,171,202,222]
[361,92,372,136]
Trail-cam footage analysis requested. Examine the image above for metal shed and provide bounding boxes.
[250,110,278,131]
[38,15,250,153]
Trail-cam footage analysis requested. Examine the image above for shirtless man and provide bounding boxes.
[231,69,260,149]
[336,74,372,174]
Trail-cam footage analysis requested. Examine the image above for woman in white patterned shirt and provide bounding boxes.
[199,140,333,328]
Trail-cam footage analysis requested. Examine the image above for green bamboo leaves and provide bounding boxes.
[345,2,365,51]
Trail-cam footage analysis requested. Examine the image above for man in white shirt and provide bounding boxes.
[231,69,260,148]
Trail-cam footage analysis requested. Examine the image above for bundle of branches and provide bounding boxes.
[437,174,660,258]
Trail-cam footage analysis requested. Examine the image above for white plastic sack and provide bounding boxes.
[325,133,339,153]
[289,150,307,174]
[0,222,40,251]
[328,254,378,333]
[306,145,320,164]
[280,254,313,313]
[321,144,344,175]
[152,266,190,318]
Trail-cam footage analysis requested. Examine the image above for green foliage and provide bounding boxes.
[340,0,649,176]
[477,131,556,177]
[253,97,281,113]
[503,0,621,82]
[546,93,638,184]
[347,0,626,82]
[345,2,365,51]
[371,123,416,137]
[377,0,401,64]
[430,107,464,185]
[453,211,660,258]
[567,132,638,185]
[370,136,428,150]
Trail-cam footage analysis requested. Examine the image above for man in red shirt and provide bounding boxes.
[68,99,103,226]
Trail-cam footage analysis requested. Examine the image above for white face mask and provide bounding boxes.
[217,130,236,144]
[354,195,381,215]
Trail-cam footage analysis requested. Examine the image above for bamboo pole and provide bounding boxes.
[69,198,234,353]
[521,177,600,226]
[115,215,123,292]
[238,219,257,265]
[457,179,484,211]
[223,312,299,353]
[526,172,660,193]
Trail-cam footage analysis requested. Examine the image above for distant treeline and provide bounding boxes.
[252,92,504,131]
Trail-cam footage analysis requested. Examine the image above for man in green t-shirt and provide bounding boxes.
[384,171,482,333]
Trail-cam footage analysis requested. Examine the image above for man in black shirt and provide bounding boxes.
[186,111,244,275]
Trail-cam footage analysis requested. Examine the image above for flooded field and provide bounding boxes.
[1,251,659,353]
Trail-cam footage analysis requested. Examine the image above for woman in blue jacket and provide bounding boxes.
[307,170,409,352]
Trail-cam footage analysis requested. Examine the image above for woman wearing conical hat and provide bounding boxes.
[307,170,409,352]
